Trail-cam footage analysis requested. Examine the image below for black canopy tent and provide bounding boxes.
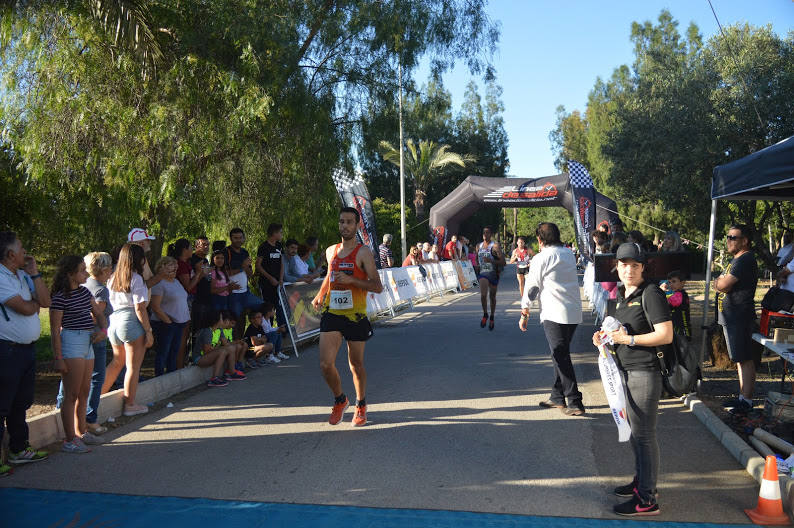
[712,135,794,200]
[700,134,794,362]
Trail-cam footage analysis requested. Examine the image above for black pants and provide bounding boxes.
[0,341,36,453]
[541,321,582,405]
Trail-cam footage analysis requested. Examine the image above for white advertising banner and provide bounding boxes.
[384,267,418,302]
[425,263,444,293]
[440,261,460,291]
[405,266,429,297]
[454,261,472,290]
[366,270,395,316]
[460,260,478,286]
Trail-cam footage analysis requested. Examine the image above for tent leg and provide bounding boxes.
[699,199,718,370]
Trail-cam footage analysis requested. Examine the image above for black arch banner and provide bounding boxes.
[428,171,619,262]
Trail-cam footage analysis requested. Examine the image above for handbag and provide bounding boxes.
[761,286,794,313]
[641,287,699,397]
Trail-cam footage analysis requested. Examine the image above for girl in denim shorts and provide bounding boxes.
[50,256,107,453]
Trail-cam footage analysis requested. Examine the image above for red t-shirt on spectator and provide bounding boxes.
[177,259,194,294]
[444,241,457,260]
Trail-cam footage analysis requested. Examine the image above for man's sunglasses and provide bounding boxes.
[726,235,743,241]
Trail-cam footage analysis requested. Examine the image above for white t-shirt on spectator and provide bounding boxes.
[0,264,41,344]
[777,244,794,267]
[520,245,582,325]
[293,255,310,277]
[109,272,149,310]
[230,271,248,294]
[422,250,431,261]
[782,259,794,293]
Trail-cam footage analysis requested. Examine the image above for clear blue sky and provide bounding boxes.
[417,0,793,179]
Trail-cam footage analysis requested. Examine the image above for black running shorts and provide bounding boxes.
[320,312,373,342]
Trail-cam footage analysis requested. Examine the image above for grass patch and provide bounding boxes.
[36,308,52,362]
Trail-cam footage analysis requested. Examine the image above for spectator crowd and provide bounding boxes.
[0,224,325,468]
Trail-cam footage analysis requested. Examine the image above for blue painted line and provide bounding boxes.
[0,488,757,528]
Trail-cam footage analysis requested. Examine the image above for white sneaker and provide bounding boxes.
[123,404,149,416]
[265,355,281,364]
[81,432,106,445]
[276,352,289,360]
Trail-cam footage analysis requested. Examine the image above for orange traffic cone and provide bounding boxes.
[745,455,790,525]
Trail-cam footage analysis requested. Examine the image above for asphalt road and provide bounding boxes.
[1,268,760,523]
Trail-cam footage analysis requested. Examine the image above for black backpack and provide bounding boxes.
[641,286,699,397]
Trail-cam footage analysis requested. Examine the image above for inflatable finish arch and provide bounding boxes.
[429,173,619,261]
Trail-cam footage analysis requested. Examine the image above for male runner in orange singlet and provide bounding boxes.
[312,207,383,426]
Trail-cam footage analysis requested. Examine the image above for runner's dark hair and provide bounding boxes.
[667,270,684,281]
[267,223,283,236]
[229,227,244,238]
[729,224,752,247]
[340,206,360,223]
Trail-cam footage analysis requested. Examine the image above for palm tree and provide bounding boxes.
[379,139,475,219]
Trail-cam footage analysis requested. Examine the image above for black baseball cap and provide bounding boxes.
[615,242,646,263]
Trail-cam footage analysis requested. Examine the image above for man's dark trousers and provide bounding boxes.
[0,341,35,452]
[541,321,582,406]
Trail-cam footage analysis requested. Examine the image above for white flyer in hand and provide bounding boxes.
[597,317,632,443]
[597,345,631,442]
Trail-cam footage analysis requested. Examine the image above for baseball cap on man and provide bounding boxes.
[615,242,645,263]
[128,228,156,242]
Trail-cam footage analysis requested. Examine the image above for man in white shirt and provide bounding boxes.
[0,232,51,470]
[518,222,585,416]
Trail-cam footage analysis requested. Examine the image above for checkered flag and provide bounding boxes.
[331,168,359,191]
[568,161,594,188]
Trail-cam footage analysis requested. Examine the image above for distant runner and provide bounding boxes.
[476,226,505,331]
[509,236,535,297]
[312,207,383,427]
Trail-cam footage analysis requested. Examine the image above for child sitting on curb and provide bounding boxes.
[218,310,249,375]
[193,310,244,386]
[244,310,277,366]
[261,302,288,361]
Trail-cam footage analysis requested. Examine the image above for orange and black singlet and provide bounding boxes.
[323,243,368,321]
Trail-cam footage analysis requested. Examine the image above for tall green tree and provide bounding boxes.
[1,1,499,262]
[379,139,474,219]
[549,10,794,265]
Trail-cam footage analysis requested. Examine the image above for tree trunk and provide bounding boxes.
[414,189,427,220]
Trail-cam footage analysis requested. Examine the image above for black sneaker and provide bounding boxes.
[613,478,637,498]
[613,492,660,516]
[723,397,752,414]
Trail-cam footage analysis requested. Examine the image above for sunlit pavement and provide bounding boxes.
[0,268,762,526]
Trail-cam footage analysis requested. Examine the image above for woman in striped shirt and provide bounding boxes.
[50,256,107,453]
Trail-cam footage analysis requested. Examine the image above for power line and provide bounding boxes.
[706,0,767,134]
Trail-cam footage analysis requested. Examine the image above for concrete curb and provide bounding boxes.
[682,393,794,516]
[27,364,214,449]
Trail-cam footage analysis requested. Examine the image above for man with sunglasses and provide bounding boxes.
[714,225,758,413]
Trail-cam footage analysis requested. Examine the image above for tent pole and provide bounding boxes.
[700,199,718,368]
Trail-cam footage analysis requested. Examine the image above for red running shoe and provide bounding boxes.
[352,405,367,427]
[328,397,349,425]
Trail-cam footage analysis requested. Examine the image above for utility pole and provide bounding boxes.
[398,61,407,262]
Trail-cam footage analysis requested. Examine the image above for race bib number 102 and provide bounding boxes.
[329,289,354,310]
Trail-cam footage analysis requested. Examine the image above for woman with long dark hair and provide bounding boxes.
[101,243,152,416]
[168,238,200,369]
[50,255,107,452]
